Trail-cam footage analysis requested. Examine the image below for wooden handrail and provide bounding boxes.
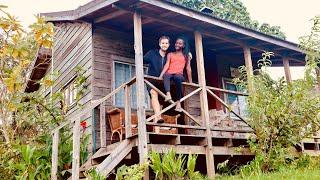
[50,77,137,180]
[206,85,248,96]
[206,88,253,130]
[145,75,247,96]
[146,122,254,133]
[51,77,137,133]
[146,87,202,123]
[144,75,201,87]
[144,78,201,126]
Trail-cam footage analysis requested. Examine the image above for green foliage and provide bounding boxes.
[232,16,320,176]
[115,163,149,180]
[84,168,106,180]
[0,5,89,179]
[149,149,208,180]
[172,0,286,39]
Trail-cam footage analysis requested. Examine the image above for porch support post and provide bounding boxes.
[71,117,81,180]
[243,47,254,92]
[100,101,107,147]
[283,57,292,83]
[133,10,149,179]
[194,31,215,177]
[51,130,59,180]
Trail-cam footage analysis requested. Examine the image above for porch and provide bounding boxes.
[45,0,307,179]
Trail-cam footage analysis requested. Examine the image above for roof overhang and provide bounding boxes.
[41,0,306,65]
[25,48,52,93]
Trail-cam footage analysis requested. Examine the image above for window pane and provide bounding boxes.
[115,63,131,107]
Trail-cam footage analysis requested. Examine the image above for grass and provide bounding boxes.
[216,168,320,180]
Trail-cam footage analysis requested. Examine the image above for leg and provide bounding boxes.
[163,73,173,101]
[173,74,185,100]
[150,89,163,123]
[173,74,185,112]
[163,73,172,93]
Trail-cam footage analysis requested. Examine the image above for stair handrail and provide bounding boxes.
[50,76,137,134]
[50,76,136,180]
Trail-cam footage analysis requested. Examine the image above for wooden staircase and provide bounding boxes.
[301,133,320,156]
[72,137,138,179]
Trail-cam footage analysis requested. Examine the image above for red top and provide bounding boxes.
[166,52,186,75]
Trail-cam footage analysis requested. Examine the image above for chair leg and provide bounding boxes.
[110,131,115,143]
[118,130,123,141]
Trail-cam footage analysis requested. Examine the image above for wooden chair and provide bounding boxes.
[107,108,180,141]
[107,108,138,142]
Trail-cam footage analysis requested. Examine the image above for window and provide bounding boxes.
[62,79,77,107]
[222,78,247,117]
[114,61,149,108]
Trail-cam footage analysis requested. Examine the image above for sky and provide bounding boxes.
[1,0,319,80]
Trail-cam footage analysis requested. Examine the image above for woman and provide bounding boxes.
[159,37,192,112]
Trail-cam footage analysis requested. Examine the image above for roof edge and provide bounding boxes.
[40,0,119,22]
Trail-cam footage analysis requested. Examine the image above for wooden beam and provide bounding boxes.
[194,31,215,177]
[140,0,304,53]
[94,10,127,23]
[52,77,136,133]
[148,144,206,154]
[71,118,81,180]
[283,57,292,83]
[51,130,59,180]
[243,47,254,92]
[148,144,253,155]
[133,11,149,179]
[97,139,137,176]
[113,4,303,61]
[125,85,132,138]
[100,101,107,147]
[142,11,174,25]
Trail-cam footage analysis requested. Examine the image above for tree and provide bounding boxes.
[233,16,320,175]
[172,0,286,39]
[0,5,90,179]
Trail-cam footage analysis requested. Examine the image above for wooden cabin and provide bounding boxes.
[25,0,314,179]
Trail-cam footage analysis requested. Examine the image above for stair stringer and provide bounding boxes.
[96,137,137,176]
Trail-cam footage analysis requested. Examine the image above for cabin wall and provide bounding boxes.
[92,25,163,148]
[51,22,94,151]
[92,26,135,148]
[216,54,245,82]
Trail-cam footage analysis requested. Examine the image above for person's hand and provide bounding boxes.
[159,75,163,80]
[188,52,192,61]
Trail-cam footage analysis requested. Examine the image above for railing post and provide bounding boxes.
[72,117,81,180]
[283,57,292,83]
[243,46,254,93]
[100,101,107,147]
[133,10,149,179]
[51,129,59,180]
[125,85,132,138]
[194,31,215,177]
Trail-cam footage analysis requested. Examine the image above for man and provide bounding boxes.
[144,36,170,123]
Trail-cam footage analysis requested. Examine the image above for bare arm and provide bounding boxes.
[186,52,193,83]
[159,53,171,79]
[186,60,192,83]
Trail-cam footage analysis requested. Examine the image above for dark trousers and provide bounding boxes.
[163,73,185,100]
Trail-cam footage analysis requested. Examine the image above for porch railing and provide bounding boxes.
[50,75,253,180]
[50,77,136,180]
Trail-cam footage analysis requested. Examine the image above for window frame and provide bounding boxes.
[61,76,78,110]
[221,77,247,118]
[112,58,150,109]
